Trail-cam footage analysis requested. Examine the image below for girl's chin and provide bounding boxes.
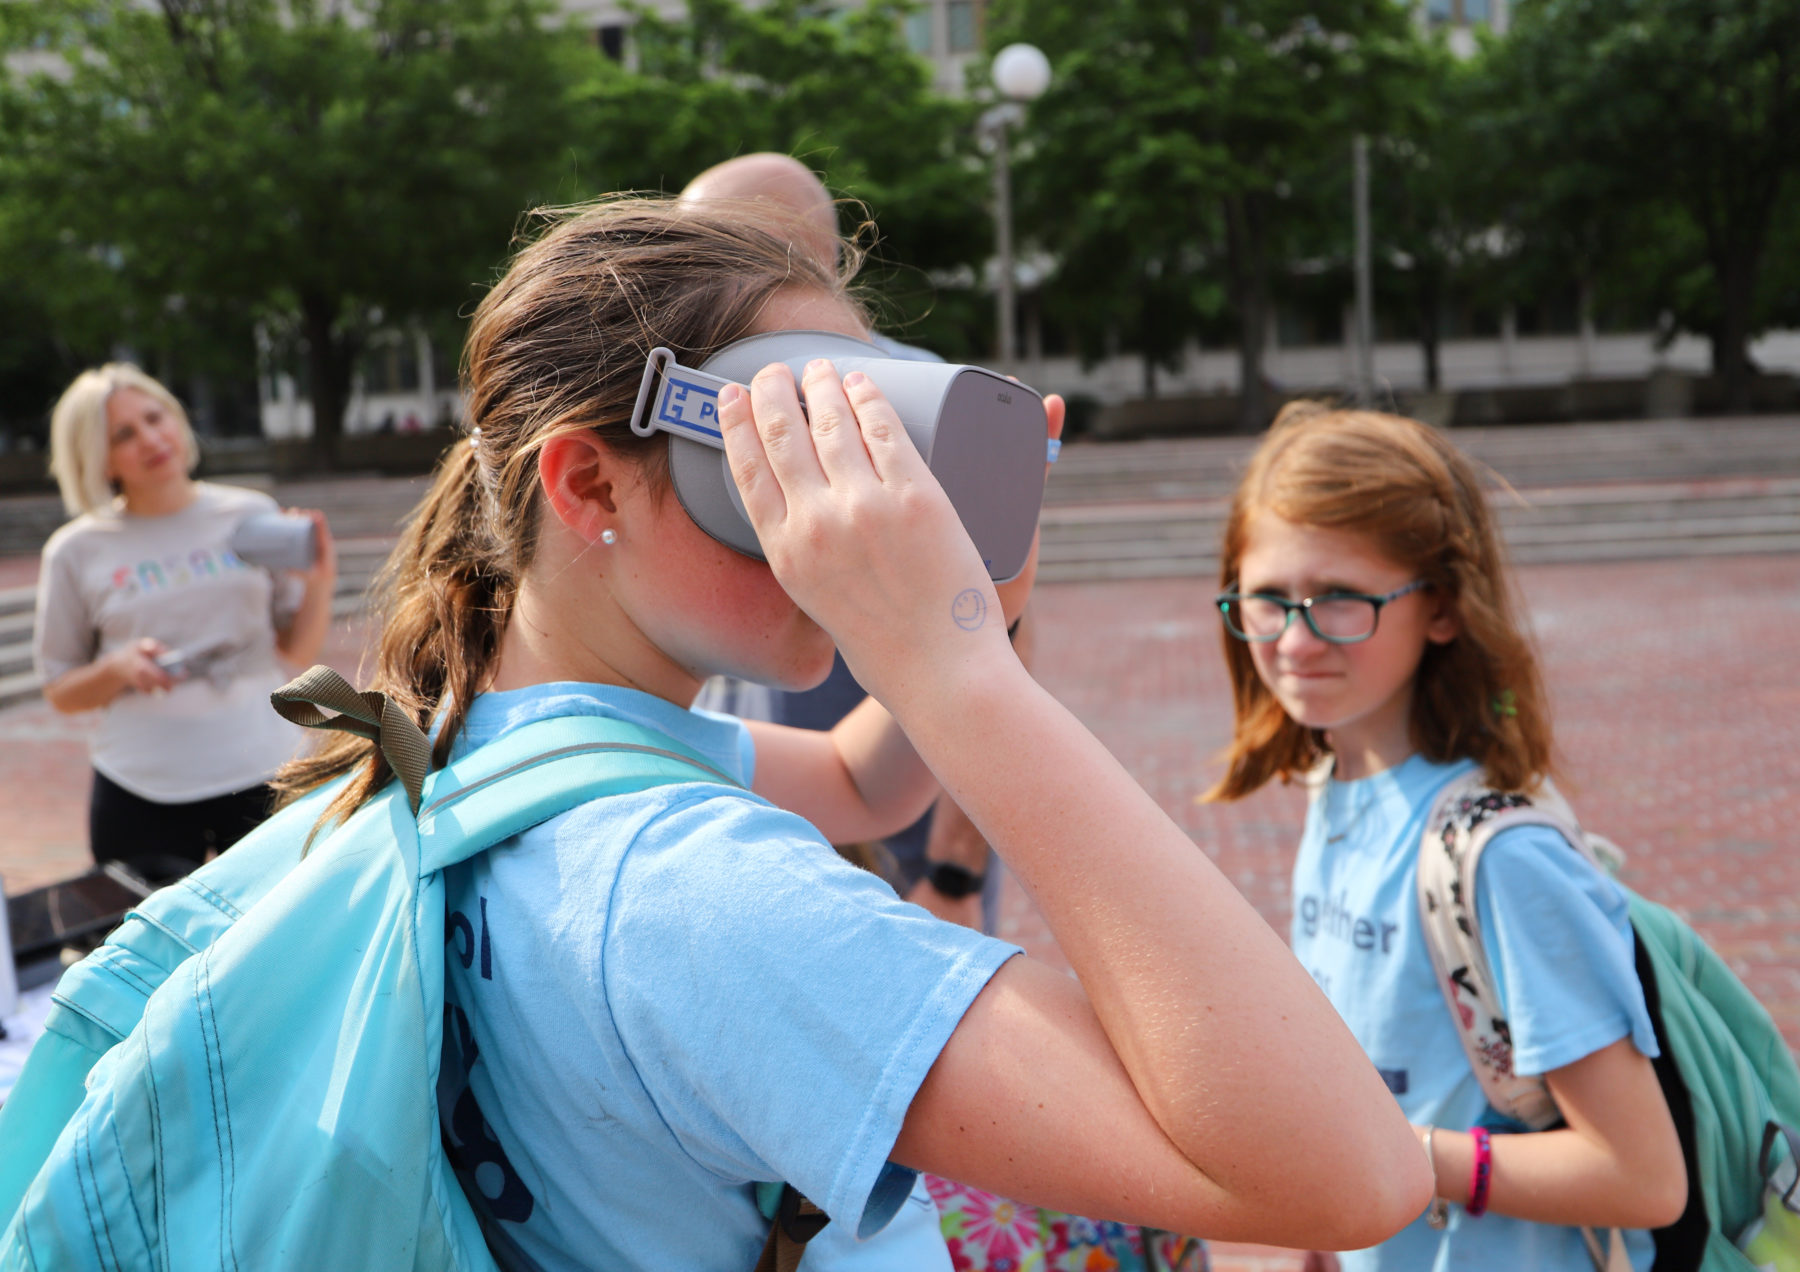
[1271,689,1338,728]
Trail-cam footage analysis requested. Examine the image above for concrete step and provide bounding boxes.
[0,574,376,709]
[1040,505,1800,551]
[0,477,422,557]
[1042,419,1800,505]
[6,492,1800,647]
[1037,527,1800,584]
[0,668,37,708]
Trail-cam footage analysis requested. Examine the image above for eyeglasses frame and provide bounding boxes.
[1215,579,1430,645]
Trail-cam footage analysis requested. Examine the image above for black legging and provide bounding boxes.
[88,769,274,877]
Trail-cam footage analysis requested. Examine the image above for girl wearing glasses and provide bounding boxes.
[1204,404,1685,1272]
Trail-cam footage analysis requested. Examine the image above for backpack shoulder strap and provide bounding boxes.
[1415,769,1592,1130]
[272,666,747,874]
[415,713,747,872]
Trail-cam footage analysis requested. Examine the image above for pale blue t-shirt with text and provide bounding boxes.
[437,683,1019,1271]
[1290,754,1660,1272]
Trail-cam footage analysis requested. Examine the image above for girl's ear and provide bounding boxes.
[538,431,622,545]
[1425,593,1460,646]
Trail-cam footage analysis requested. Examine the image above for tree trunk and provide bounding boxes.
[300,293,354,467]
[1223,193,1269,434]
[1417,266,1442,392]
[1711,244,1760,415]
[1142,353,1158,400]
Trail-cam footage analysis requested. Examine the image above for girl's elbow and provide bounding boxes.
[1637,1153,1690,1231]
[1326,1140,1435,1251]
[1249,1127,1433,1251]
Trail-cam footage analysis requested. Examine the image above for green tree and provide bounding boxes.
[1489,0,1800,412]
[1366,41,1498,392]
[569,0,990,354]
[0,0,587,457]
[990,0,1419,430]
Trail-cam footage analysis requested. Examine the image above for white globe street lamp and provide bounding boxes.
[982,43,1051,368]
[993,42,1052,102]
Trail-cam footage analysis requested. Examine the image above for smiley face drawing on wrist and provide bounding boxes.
[951,588,988,631]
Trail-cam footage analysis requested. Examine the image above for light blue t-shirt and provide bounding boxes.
[437,683,1020,1271]
[1290,754,1660,1272]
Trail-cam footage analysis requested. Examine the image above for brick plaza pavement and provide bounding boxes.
[2,553,1796,1271]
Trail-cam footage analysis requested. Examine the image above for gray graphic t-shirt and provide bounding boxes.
[33,482,307,802]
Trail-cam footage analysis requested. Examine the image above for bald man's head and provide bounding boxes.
[681,152,840,271]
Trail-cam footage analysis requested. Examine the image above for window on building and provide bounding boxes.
[1374,304,1420,345]
[362,343,419,395]
[1424,0,1493,24]
[1514,293,1580,337]
[594,23,626,61]
[946,0,979,53]
[1275,300,1344,349]
[1443,298,1502,339]
[904,8,933,55]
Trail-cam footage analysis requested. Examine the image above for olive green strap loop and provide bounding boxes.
[271,665,432,813]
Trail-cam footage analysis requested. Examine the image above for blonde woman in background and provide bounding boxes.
[33,363,338,874]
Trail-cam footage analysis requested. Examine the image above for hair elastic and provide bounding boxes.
[1491,689,1517,718]
[1421,1126,1449,1229]
[1466,1126,1493,1217]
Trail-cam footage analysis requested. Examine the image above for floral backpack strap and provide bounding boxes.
[1415,770,1594,1131]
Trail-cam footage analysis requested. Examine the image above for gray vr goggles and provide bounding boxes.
[628,330,1054,582]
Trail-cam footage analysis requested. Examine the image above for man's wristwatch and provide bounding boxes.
[925,861,986,899]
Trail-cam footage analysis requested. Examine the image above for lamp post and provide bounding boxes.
[983,42,1051,368]
[1352,133,1375,404]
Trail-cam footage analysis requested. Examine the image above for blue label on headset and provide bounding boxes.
[657,374,724,443]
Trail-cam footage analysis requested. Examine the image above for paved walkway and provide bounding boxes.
[2,554,1796,1271]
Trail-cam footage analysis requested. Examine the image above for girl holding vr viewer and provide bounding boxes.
[259,197,1430,1269]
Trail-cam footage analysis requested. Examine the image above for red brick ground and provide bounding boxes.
[3,553,1795,1272]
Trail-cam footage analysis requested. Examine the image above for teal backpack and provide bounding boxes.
[1416,770,1800,1272]
[0,668,822,1272]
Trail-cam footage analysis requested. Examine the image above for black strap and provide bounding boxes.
[1761,1121,1800,1207]
[752,1186,826,1272]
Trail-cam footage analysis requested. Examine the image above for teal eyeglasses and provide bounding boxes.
[1215,580,1428,644]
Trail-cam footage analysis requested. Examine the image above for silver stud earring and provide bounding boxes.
[600,528,617,546]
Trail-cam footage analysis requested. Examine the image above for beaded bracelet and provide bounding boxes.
[1467,1126,1493,1218]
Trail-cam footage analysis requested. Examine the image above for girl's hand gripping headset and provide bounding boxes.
[628,329,1058,583]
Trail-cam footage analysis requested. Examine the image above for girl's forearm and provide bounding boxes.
[745,697,939,845]
[828,692,939,834]
[1424,1125,1686,1231]
[891,651,1429,1221]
